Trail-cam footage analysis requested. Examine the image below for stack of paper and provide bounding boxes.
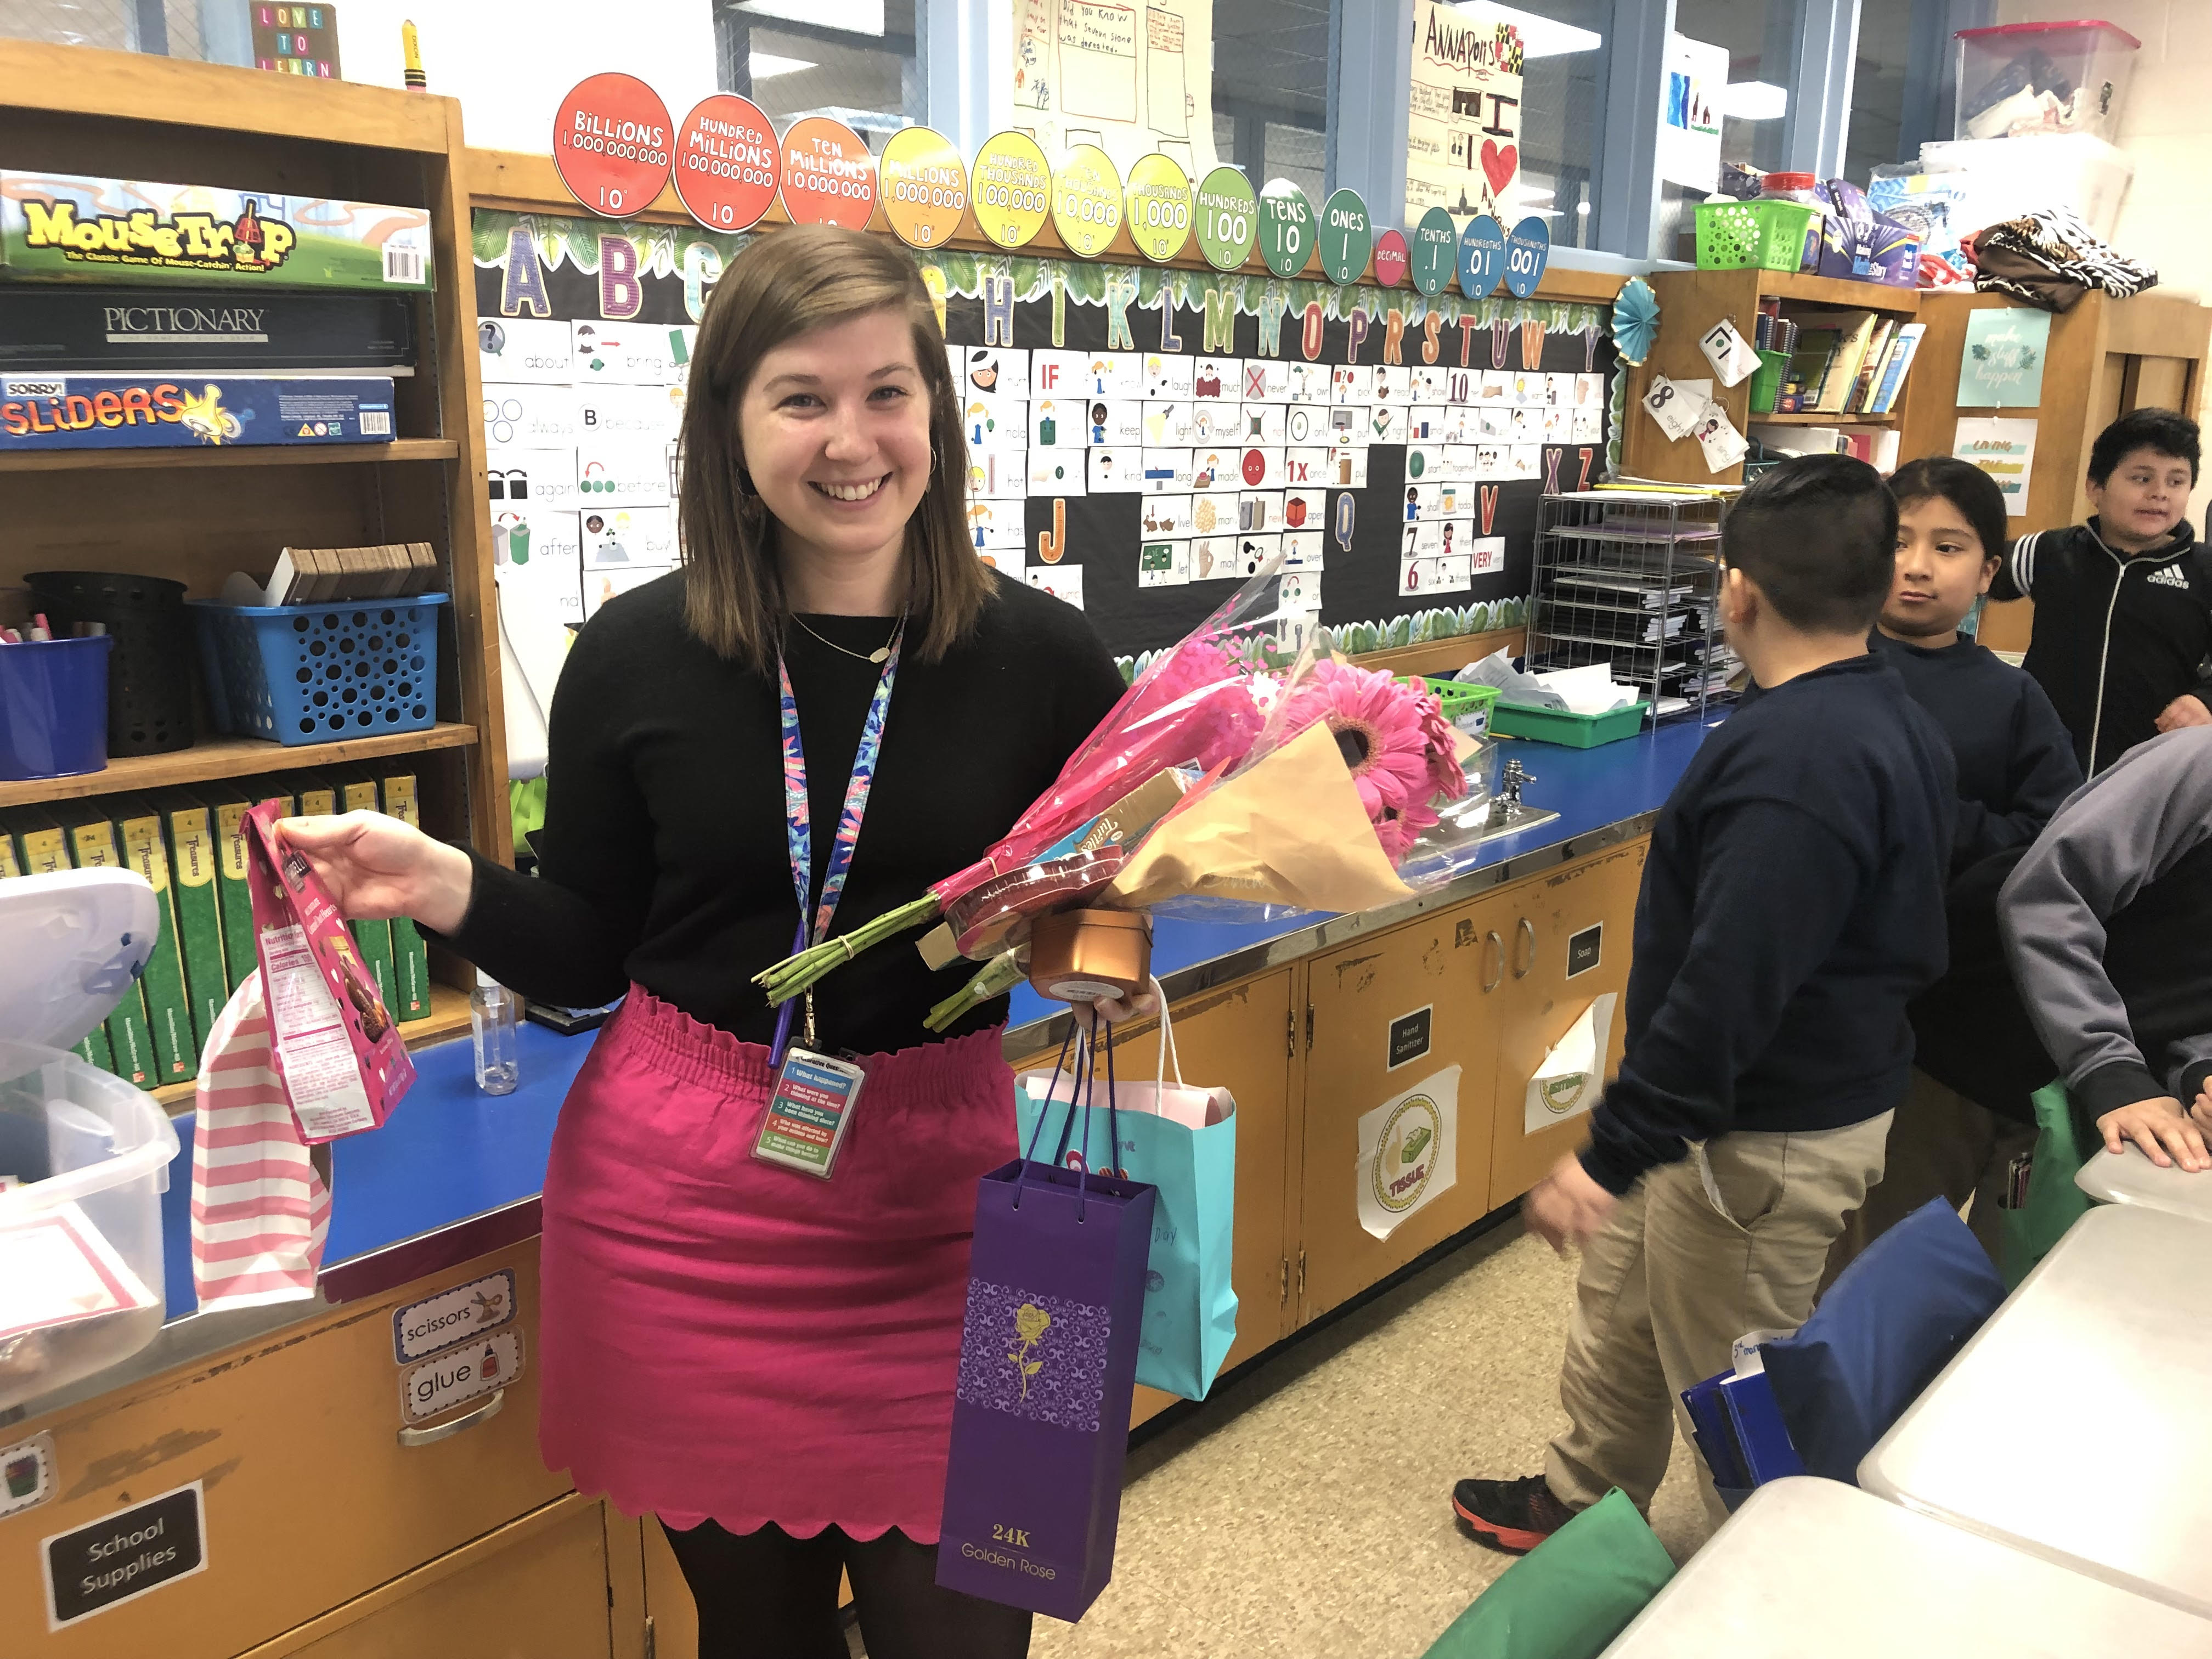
[1533,663,1640,714]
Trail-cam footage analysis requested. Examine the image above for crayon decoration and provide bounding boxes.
[1256,178,1314,279]
[780,116,876,229]
[553,74,674,220]
[973,131,1052,250]
[1334,489,1356,552]
[1052,145,1123,259]
[1194,165,1259,272]
[673,94,780,234]
[879,126,968,250]
[1491,317,1512,369]
[1373,228,1410,290]
[401,20,425,88]
[1124,153,1194,263]
[1520,317,1547,369]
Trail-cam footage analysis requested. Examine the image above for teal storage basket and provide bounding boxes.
[1491,700,1649,748]
[191,595,448,745]
[1695,199,1819,272]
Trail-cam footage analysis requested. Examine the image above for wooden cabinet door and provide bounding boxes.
[1488,840,1649,1210]
[1296,893,1514,1322]
[1119,970,1294,1427]
[241,1496,613,1659]
[1,1242,571,1659]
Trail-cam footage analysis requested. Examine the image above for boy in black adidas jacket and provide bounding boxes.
[1991,408,2212,775]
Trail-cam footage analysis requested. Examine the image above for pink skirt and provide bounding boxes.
[536,986,1017,1541]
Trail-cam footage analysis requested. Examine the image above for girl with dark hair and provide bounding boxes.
[275,227,1130,1658]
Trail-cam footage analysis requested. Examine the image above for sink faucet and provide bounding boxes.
[1489,757,1534,825]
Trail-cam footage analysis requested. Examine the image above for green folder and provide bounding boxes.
[111,795,198,1085]
[380,768,433,1023]
[149,787,230,1052]
[332,770,399,1020]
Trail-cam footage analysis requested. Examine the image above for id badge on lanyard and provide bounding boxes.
[754,618,904,1181]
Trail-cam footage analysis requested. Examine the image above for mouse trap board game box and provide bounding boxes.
[0,173,433,291]
[0,374,396,449]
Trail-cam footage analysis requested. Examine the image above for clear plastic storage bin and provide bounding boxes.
[1955,20,2138,142]
[0,868,170,1412]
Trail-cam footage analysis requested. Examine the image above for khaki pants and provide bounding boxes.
[1824,1069,2036,1288]
[1544,1114,1891,1527]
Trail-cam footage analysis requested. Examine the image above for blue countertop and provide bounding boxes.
[149,720,1715,1328]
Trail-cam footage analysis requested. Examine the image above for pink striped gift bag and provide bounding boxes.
[190,976,332,1310]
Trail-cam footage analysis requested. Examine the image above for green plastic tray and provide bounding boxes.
[1490,699,1650,748]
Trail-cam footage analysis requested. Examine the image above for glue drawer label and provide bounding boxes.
[392,1268,516,1363]
[402,1330,523,1424]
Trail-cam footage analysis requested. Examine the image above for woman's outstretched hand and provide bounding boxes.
[277,812,475,935]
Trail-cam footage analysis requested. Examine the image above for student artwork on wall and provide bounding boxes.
[1404,0,1524,227]
[472,207,1617,655]
[1012,0,1218,180]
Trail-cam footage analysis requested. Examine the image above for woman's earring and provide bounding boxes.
[735,467,764,517]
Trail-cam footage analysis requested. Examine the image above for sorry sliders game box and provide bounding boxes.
[0,173,433,291]
[0,375,397,449]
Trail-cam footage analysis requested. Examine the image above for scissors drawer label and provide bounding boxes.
[392,1268,516,1362]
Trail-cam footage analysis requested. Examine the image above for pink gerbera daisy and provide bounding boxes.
[1279,660,1437,860]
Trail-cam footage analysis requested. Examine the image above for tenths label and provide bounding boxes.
[42,1482,207,1629]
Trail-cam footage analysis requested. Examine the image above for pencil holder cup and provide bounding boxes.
[26,571,197,757]
[0,635,113,781]
[190,595,448,746]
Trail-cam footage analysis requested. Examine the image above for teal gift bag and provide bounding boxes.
[1016,995,1238,1401]
[1996,1079,2096,1289]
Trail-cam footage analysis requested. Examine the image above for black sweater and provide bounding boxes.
[1990,518,2212,776]
[1581,654,1957,1194]
[442,568,1129,1054]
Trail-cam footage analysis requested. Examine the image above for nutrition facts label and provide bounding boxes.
[261,922,374,1137]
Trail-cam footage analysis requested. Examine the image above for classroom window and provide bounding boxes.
[1656,0,1798,259]
[0,0,205,57]
[1492,0,1607,250]
[717,0,922,144]
[1211,0,1330,198]
[1846,0,1915,180]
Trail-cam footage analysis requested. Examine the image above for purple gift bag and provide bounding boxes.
[935,1051,1156,1623]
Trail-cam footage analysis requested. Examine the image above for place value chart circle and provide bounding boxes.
[1319,188,1373,285]
[1194,165,1258,270]
[671,94,778,233]
[1052,144,1124,258]
[973,130,1053,249]
[879,126,968,249]
[1458,213,1507,298]
[1410,206,1457,297]
[779,116,876,228]
[1257,178,1314,278]
[1373,228,1410,289]
[1125,152,1194,262]
[553,74,674,220]
[1504,215,1553,299]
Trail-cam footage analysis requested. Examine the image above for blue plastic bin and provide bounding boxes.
[190,595,447,745]
[0,635,113,780]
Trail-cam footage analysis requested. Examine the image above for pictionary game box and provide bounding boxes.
[0,173,433,291]
[0,375,397,449]
[0,288,416,375]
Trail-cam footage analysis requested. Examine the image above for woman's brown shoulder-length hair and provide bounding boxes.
[678,224,988,671]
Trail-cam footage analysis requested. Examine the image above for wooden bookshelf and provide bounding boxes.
[151,979,476,1111]
[1754,270,1921,314]
[0,723,479,809]
[1752,411,1901,426]
[0,439,460,474]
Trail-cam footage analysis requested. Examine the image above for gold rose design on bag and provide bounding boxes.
[1009,1302,1052,1399]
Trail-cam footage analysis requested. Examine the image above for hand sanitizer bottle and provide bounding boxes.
[472,969,519,1095]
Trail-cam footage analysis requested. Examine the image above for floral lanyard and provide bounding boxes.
[771,617,906,1063]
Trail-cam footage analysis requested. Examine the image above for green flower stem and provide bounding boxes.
[923,952,1024,1031]
[754,895,943,1004]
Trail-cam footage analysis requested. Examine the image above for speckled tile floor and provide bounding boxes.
[1017,1220,1716,1659]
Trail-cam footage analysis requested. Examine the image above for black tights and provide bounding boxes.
[663,1518,1033,1659]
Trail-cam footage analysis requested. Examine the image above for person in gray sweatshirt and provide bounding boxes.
[1999,726,2212,1171]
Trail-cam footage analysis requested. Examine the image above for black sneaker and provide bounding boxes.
[1452,1475,1576,1555]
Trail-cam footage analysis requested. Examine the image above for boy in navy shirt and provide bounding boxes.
[1991,408,2212,775]
[1452,455,1956,1549]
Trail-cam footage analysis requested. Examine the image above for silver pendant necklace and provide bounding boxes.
[791,612,898,665]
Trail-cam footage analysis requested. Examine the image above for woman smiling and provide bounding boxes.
[278,227,1128,1659]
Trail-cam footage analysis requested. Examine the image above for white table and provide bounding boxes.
[1860,1204,2212,1617]
[2075,1141,2212,1224]
[1602,1477,2211,1656]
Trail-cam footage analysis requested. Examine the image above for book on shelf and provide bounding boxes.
[264,541,436,603]
[331,768,400,1020]
[111,795,198,1085]
[147,787,230,1053]
[1751,422,1901,471]
[1867,323,1927,416]
[1805,312,1881,414]
[1776,329,1840,414]
[200,778,283,994]
[1843,317,1898,414]
[377,767,434,1024]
